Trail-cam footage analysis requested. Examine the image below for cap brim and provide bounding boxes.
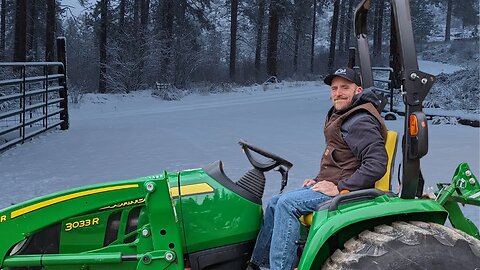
[323,74,335,85]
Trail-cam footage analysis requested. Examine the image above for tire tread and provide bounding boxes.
[321,221,480,270]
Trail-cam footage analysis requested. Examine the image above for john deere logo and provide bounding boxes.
[335,68,347,75]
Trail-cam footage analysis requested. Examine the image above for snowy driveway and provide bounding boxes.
[0,62,478,226]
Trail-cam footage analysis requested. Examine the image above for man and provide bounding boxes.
[247,68,388,270]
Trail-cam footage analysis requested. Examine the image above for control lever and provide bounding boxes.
[275,165,290,193]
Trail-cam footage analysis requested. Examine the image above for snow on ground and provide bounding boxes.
[418,60,464,74]
[0,60,478,227]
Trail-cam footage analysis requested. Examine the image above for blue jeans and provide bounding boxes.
[250,186,332,270]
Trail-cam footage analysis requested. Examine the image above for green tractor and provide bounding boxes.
[1,0,479,269]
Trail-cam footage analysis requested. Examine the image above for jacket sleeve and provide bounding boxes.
[336,112,388,192]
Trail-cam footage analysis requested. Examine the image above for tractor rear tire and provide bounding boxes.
[322,221,480,270]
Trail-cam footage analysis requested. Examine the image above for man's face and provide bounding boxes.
[330,76,362,110]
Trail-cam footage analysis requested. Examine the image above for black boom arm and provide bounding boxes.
[354,0,436,199]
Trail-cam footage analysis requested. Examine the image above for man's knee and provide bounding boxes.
[276,194,297,210]
[266,194,281,209]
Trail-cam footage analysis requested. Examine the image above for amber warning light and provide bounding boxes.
[409,114,418,136]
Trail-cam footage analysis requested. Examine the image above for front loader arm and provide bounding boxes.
[0,172,184,269]
[436,163,480,239]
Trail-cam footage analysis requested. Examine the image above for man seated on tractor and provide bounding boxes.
[247,68,388,270]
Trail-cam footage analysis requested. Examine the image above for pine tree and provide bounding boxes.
[254,0,265,81]
[453,0,478,28]
[0,0,7,60]
[444,0,452,41]
[46,0,55,62]
[266,0,280,77]
[310,0,317,73]
[98,0,108,93]
[14,0,27,62]
[327,0,340,72]
[373,0,385,59]
[229,0,238,81]
[343,0,354,52]
[410,0,434,43]
[337,0,346,54]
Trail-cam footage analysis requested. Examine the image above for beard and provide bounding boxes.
[333,98,351,110]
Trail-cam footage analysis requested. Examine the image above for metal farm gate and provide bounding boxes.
[0,37,69,152]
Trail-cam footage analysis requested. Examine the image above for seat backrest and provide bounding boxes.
[299,130,399,226]
[374,130,398,192]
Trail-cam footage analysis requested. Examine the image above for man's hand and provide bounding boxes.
[310,181,339,196]
[302,179,317,187]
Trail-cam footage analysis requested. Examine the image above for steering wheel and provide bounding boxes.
[238,140,293,172]
[239,140,293,192]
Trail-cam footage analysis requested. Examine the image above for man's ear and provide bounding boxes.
[355,86,363,95]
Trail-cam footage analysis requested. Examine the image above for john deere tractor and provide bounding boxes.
[1,0,479,269]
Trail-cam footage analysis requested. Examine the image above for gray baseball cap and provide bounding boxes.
[324,68,361,86]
